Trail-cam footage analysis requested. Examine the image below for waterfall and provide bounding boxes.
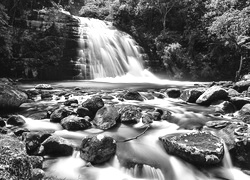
[76,17,150,79]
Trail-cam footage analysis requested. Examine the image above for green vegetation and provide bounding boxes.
[0,0,249,80]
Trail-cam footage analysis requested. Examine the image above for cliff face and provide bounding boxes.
[12,8,84,80]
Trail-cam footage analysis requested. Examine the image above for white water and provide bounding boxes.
[75,17,152,79]
[21,96,250,180]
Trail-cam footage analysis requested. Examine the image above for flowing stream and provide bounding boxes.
[18,17,250,180]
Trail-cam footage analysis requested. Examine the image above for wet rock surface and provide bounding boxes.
[159,131,224,165]
[0,135,32,180]
[80,135,116,164]
[41,135,74,156]
[0,83,28,109]
[61,115,91,131]
[93,106,119,130]
[196,86,228,105]
[119,105,142,124]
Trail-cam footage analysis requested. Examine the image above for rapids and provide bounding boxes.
[19,80,250,180]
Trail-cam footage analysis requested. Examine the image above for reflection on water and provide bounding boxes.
[19,80,250,180]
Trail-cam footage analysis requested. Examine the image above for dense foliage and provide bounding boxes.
[0,0,249,80]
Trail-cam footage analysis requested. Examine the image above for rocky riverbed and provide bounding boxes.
[1,77,250,180]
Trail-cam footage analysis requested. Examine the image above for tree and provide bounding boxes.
[208,6,250,81]
[136,0,179,31]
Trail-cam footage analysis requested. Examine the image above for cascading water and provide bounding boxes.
[75,17,153,79]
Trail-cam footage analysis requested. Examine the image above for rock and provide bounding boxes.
[152,92,165,99]
[30,156,43,169]
[212,100,236,114]
[206,122,250,169]
[227,88,240,97]
[31,168,45,180]
[50,107,69,123]
[242,115,250,124]
[0,127,8,134]
[0,118,6,127]
[152,111,161,121]
[93,106,119,130]
[61,115,91,131]
[238,103,250,116]
[22,131,53,155]
[41,92,53,100]
[180,88,206,103]
[7,115,26,126]
[196,86,228,106]
[159,131,224,165]
[64,98,78,106]
[0,135,32,180]
[42,135,74,156]
[166,88,181,98]
[13,127,30,136]
[229,97,250,110]
[123,90,144,101]
[142,113,154,124]
[35,84,53,90]
[23,132,43,155]
[82,96,104,118]
[80,135,116,164]
[0,83,28,109]
[233,80,250,93]
[77,106,91,117]
[161,110,172,121]
[119,105,142,124]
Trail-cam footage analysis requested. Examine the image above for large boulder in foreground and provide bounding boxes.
[159,131,224,166]
[80,134,116,164]
[61,115,91,131]
[196,86,228,106]
[93,106,119,130]
[0,135,32,180]
[0,83,28,109]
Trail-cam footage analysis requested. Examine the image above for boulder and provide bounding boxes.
[119,105,142,124]
[35,84,53,90]
[31,168,45,180]
[180,88,206,103]
[227,88,240,97]
[61,115,91,131]
[7,115,26,126]
[0,118,6,127]
[22,131,52,155]
[204,122,250,169]
[212,100,236,114]
[93,106,119,130]
[50,107,69,123]
[80,135,116,164]
[161,110,172,121]
[159,131,224,165]
[0,83,28,109]
[77,106,91,117]
[41,135,74,156]
[82,96,104,118]
[238,103,250,116]
[166,88,181,98]
[0,135,32,180]
[40,92,53,100]
[123,90,144,101]
[196,86,228,106]
[229,97,250,110]
[29,156,43,169]
[233,80,250,93]
[142,113,154,124]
